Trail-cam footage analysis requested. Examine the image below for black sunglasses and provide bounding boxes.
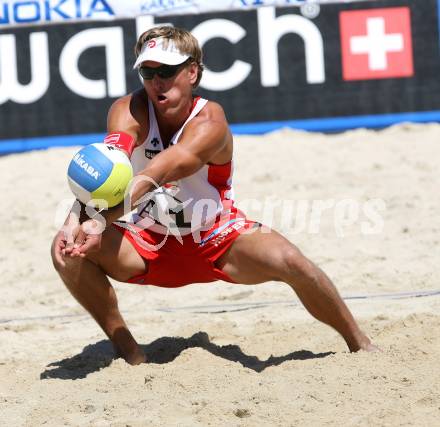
[138,60,190,80]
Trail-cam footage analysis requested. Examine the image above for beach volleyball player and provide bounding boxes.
[51,26,377,365]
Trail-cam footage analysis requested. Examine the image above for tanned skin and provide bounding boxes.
[51,59,377,365]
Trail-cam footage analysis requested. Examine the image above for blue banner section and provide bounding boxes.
[2,110,440,155]
[0,134,104,154]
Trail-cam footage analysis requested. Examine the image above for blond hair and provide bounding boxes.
[135,26,204,88]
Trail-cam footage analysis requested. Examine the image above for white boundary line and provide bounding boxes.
[1,289,440,324]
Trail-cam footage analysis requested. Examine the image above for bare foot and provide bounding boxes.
[112,328,147,365]
[360,342,381,352]
[349,337,381,353]
[113,343,147,366]
[115,346,147,365]
[347,332,381,352]
[124,349,147,365]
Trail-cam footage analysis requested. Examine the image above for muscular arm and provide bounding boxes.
[64,99,231,257]
[101,101,231,227]
[141,104,230,185]
[58,92,147,257]
[106,90,147,155]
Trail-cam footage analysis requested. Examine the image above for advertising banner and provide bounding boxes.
[0,0,370,27]
[1,0,440,152]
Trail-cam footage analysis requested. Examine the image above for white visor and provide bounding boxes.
[133,37,190,69]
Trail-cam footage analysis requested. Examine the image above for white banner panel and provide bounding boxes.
[0,0,370,28]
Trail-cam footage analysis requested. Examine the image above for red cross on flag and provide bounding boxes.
[339,7,414,81]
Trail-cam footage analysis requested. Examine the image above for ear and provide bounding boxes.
[188,62,198,86]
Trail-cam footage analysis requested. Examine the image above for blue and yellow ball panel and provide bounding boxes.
[67,144,114,192]
[67,143,133,208]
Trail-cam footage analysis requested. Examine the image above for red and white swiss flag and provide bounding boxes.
[339,7,414,81]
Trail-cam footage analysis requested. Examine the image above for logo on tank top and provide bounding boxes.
[145,136,161,158]
[145,148,160,159]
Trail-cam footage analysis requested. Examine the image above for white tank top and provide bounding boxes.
[128,97,234,236]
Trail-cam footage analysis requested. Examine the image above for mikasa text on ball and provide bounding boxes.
[67,143,133,208]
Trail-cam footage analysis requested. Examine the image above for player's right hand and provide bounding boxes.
[65,218,104,258]
[51,224,78,268]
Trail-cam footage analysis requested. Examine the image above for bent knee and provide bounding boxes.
[280,248,320,285]
[51,243,83,278]
[53,254,83,278]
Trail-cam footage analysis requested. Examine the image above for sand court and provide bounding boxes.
[1,123,440,426]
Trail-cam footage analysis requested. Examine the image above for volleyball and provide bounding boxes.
[67,143,133,208]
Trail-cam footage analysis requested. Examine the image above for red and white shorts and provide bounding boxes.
[113,207,260,288]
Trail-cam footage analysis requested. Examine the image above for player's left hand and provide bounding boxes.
[65,219,104,257]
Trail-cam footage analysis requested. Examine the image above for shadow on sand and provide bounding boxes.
[40,331,333,380]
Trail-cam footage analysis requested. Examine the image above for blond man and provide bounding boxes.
[52,26,377,365]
